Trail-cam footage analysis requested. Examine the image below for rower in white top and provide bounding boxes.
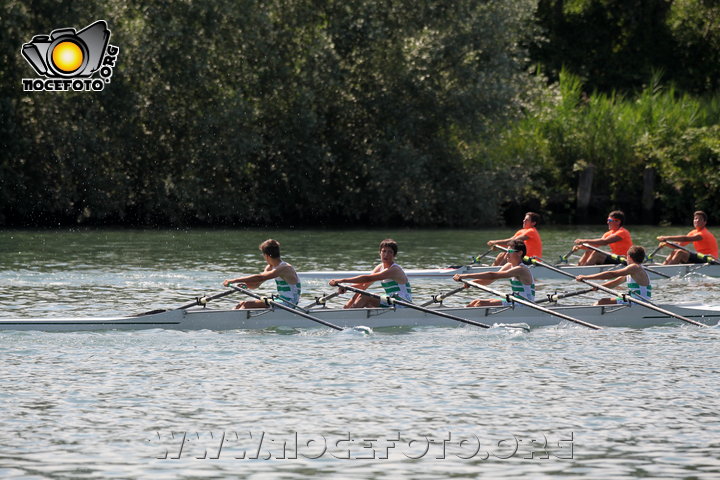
[329,238,413,308]
[575,245,651,305]
[223,239,302,309]
[453,239,535,307]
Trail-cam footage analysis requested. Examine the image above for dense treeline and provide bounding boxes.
[489,71,720,224]
[1,0,718,227]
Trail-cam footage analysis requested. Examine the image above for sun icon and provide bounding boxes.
[51,41,84,73]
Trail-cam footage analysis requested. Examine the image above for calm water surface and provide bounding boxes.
[1,228,719,479]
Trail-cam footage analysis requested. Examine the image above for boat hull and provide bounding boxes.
[299,263,720,280]
[1,303,718,332]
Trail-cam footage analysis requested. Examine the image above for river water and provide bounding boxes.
[1,228,719,479]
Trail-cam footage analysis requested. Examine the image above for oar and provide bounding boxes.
[337,283,496,329]
[527,258,707,327]
[177,288,238,310]
[537,287,596,304]
[458,280,602,330]
[471,247,495,264]
[558,246,576,264]
[229,285,343,331]
[645,244,665,263]
[580,243,627,264]
[300,291,341,309]
[579,243,671,278]
[663,241,720,265]
[420,286,467,307]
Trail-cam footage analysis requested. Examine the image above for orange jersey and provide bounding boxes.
[513,227,543,258]
[683,228,718,258]
[603,227,632,256]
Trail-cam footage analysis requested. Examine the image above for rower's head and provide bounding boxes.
[607,210,625,229]
[694,210,708,229]
[379,238,398,264]
[627,245,645,264]
[523,212,540,228]
[506,239,527,263]
[259,239,281,259]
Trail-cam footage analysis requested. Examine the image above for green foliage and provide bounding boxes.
[0,0,537,227]
[491,71,720,223]
[640,126,720,222]
[531,0,720,95]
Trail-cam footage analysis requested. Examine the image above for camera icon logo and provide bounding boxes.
[21,20,119,92]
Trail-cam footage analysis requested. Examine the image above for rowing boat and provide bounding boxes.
[2,302,718,332]
[299,263,720,280]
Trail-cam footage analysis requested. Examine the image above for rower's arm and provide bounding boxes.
[601,276,626,289]
[487,237,515,246]
[454,264,515,283]
[226,269,280,286]
[577,265,631,281]
[657,234,702,243]
[593,234,619,246]
[330,265,384,287]
[574,236,607,246]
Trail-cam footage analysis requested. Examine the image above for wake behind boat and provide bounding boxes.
[299,263,720,280]
[1,302,718,332]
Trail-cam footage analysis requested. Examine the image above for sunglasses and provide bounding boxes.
[506,248,519,253]
[607,218,619,223]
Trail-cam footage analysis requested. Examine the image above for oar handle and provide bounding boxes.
[229,285,343,331]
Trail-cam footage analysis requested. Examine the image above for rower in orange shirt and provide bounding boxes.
[486,212,543,266]
[657,210,718,264]
[573,210,632,265]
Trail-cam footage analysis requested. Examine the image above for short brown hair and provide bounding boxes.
[379,238,398,255]
[525,212,541,225]
[508,239,527,257]
[694,210,708,223]
[259,239,281,258]
[609,210,625,226]
[627,245,645,263]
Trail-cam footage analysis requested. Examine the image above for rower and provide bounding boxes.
[575,245,651,305]
[573,210,632,266]
[657,210,718,265]
[453,239,535,307]
[329,239,412,308]
[223,239,301,309]
[486,212,543,265]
